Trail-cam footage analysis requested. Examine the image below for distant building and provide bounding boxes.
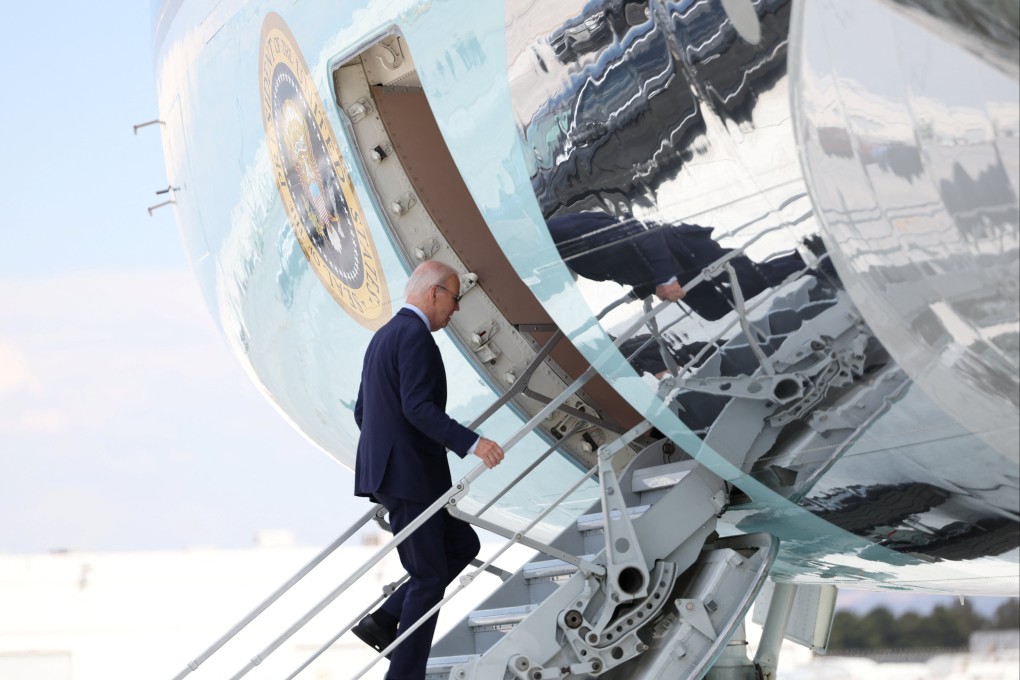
[971,629,1020,655]
[0,531,502,680]
[2,538,1017,679]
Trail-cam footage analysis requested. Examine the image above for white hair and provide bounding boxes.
[405,260,459,299]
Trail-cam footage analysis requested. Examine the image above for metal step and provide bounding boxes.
[521,555,594,582]
[577,504,650,554]
[630,459,698,495]
[468,603,538,652]
[468,603,538,631]
[522,555,595,602]
[575,504,649,532]
[425,654,478,679]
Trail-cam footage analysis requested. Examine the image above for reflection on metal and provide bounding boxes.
[506,0,1018,562]
[791,0,1019,458]
[883,0,1020,78]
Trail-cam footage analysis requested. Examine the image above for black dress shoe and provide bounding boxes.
[352,614,396,658]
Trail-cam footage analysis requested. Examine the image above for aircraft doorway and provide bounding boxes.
[331,34,642,469]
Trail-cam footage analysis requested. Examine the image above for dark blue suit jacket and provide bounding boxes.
[545,211,803,320]
[354,308,478,504]
[546,211,713,299]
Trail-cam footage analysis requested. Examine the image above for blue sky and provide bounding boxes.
[0,1,359,553]
[0,1,1010,619]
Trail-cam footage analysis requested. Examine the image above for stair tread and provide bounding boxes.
[631,459,698,493]
[522,554,595,580]
[425,654,478,679]
[576,504,649,532]
[468,603,537,627]
[427,654,478,666]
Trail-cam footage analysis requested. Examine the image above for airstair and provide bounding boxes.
[170,248,878,680]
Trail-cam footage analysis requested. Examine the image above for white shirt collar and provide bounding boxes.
[402,303,432,331]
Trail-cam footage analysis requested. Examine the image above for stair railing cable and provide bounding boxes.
[466,318,694,526]
[333,245,821,677]
[251,368,599,680]
[446,325,689,565]
[280,572,407,680]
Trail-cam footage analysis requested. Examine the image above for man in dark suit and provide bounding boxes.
[351,260,504,679]
[546,211,815,320]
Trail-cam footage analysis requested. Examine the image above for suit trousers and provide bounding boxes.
[375,492,481,680]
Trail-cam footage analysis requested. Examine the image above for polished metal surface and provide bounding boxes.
[791,0,1019,459]
[880,0,1020,79]
[153,0,1020,594]
[505,0,1019,565]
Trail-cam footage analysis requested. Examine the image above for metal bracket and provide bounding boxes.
[471,321,499,348]
[413,237,439,261]
[389,191,416,216]
[370,142,392,162]
[557,561,677,673]
[677,372,807,404]
[371,36,404,70]
[595,421,656,611]
[347,97,373,123]
[459,272,479,297]
[675,599,717,640]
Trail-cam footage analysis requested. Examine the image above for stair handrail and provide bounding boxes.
[171,221,816,676]
[286,302,672,677]
[280,572,408,680]
[469,321,689,522]
[168,504,382,680]
[349,456,605,680]
[264,304,668,677]
[172,234,801,679]
[234,346,624,679]
[168,291,638,680]
[318,238,816,674]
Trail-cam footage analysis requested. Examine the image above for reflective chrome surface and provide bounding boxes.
[506,0,1019,564]
[792,0,1020,459]
[880,0,1020,79]
[153,0,1020,592]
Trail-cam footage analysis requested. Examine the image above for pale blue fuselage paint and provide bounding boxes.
[153,0,1019,593]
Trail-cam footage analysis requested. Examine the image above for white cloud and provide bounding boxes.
[0,342,39,394]
[0,268,355,553]
[0,270,234,437]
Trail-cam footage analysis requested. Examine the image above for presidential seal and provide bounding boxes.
[259,13,390,329]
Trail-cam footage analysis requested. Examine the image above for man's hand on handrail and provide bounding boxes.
[473,437,505,468]
[655,279,687,302]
